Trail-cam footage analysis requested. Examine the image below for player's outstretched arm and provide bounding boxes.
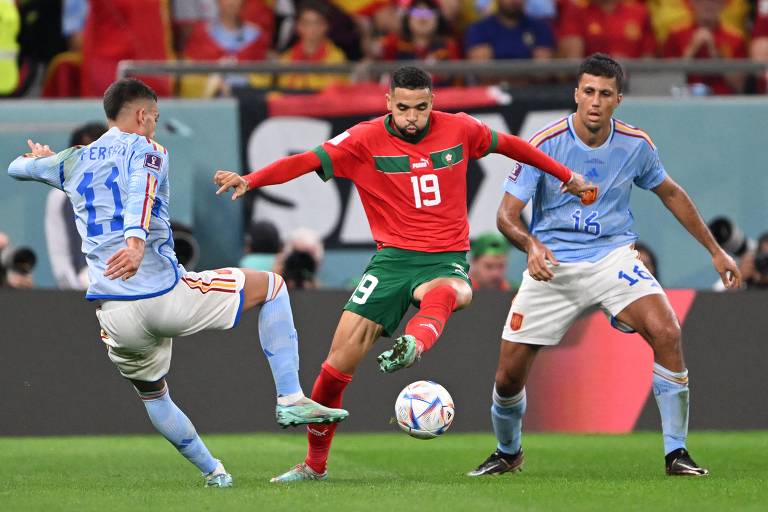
[497,192,559,282]
[652,176,742,289]
[495,132,596,197]
[214,151,322,200]
[8,140,66,188]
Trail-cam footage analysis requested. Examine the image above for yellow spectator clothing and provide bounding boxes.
[0,0,20,95]
[646,0,748,44]
[278,40,347,91]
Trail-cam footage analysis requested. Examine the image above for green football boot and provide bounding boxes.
[275,397,349,428]
[377,334,421,373]
[270,463,328,483]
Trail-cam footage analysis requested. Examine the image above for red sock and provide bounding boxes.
[405,285,458,353]
[304,361,352,474]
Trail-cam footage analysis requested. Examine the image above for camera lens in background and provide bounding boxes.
[708,217,752,257]
[754,252,768,277]
[170,221,199,270]
[10,247,37,274]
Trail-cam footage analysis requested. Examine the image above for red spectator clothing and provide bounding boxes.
[183,22,269,61]
[558,0,657,58]
[755,0,768,38]
[241,0,275,43]
[381,33,461,61]
[662,24,747,94]
[80,0,173,97]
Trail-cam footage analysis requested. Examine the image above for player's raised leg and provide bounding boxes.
[613,294,708,476]
[378,276,472,373]
[271,311,382,482]
[468,341,538,476]
[239,269,349,427]
[128,376,234,487]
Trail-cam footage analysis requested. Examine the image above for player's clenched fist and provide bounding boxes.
[525,237,559,281]
[214,170,249,200]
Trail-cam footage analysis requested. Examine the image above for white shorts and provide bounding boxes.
[95,268,246,381]
[501,245,665,346]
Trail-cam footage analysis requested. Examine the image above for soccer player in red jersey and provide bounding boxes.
[214,66,595,482]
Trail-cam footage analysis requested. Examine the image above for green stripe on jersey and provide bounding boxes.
[312,146,334,181]
[482,129,499,157]
[374,155,410,174]
[430,144,463,170]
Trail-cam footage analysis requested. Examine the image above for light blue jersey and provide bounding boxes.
[504,114,667,262]
[8,127,181,299]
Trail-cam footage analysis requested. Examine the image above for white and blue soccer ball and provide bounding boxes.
[395,380,455,439]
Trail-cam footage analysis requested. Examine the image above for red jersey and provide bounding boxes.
[558,0,656,58]
[662,24,746,94]
[313,111,498,253]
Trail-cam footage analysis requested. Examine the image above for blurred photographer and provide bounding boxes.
[0,231,37,289]
[275,227,323,289]
[739,232,768,290]
[708,216,756,291]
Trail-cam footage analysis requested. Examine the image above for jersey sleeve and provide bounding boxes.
[7,146,81,190]
[311,125,368,181]
[633,144,668,190]
[503,160,541,204]
[122,143,169,241]
[456,112,498,159]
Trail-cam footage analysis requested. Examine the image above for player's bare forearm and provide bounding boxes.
[655,177,742,288]
[497,193,559,281]
[653,177,720,255]
[497,193,534,253]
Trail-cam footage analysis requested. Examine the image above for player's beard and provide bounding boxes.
[396,122,425,141]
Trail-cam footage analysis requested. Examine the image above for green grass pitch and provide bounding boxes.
[2,432,766,512]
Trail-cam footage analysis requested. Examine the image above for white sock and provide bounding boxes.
[277,391,305,406]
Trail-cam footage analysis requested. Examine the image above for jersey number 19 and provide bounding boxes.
[410,174,441,208]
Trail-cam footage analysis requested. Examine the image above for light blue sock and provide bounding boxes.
[259,273,302,397]
[652,363,689,455]
[491,386,526,456]
[138,383,218,475]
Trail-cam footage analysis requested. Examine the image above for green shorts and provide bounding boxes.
[343,247,471,337]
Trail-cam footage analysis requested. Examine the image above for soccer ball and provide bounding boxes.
[394,380,455,439]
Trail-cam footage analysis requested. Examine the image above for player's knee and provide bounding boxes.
[494,368,525,396]
[649,322,682,354]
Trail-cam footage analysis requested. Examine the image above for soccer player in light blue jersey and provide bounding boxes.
[468,54,741,478]
[7,78,348,487]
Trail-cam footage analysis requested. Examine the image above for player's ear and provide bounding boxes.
[573,87,578,104]
[385,92,392,110]
[616,92,623,106]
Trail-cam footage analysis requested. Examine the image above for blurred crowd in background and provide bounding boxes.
[1,0,768,97]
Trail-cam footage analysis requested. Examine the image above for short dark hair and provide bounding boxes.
[577,53,624,93]
[297,0,330,20]
[390,66,433,91]
[103,78,158,120]
[69,122,108,146]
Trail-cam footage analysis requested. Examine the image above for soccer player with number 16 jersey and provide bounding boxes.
[214,65,595,482]
[468,54,742,479]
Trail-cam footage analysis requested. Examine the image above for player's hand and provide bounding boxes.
[561,172,598,204]
[105,241,144,281]
[712,249,742,289]
[214,170,249,200]
[526,237,558,281]
[26,139,55,157]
